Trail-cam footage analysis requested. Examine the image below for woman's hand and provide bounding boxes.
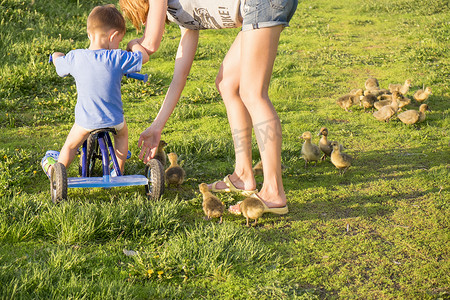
[138,125,161,164]
[126,38,144,52]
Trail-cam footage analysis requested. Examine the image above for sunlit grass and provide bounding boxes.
[0,0,449,298]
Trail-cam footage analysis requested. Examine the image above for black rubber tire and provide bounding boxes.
[50,162,68,204]
[79,133,100,176]
[145,159,165,200]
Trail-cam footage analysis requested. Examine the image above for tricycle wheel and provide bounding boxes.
[50,162,67,204]
[145,159,165,200]
[79,133,99,176]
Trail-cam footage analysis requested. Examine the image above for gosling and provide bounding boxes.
[252,161,263,176]
[318,127,342,161]
[336,94,360,112]
[301,131,321,167]
[361,94,377,112]
[413,87,432,103]
[153,140,167,167]
[199,183,224,224]
[389,79,411,95]
[373,92,400,122]
[240,197,265,227]
[165,152,185,187]
[397,104,431,125]
[364,78,380,91]
[330,141,353,175]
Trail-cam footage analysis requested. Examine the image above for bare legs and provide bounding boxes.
[213,26,286,209]
[58,121,128,174]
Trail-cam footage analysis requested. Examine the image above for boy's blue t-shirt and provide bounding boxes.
[54,49,142,129]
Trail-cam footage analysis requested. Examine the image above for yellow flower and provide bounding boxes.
[33,170,37,174]
[3,155,7,159]
[147,269,154,276]
[157,271,163,275]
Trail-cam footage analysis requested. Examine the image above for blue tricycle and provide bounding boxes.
[49,125,165,203]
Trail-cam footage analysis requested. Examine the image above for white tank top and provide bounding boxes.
[167,0,243,30]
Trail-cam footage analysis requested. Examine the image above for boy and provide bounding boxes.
[42,4,149,177]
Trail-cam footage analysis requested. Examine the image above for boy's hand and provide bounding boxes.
[51,52,65,64]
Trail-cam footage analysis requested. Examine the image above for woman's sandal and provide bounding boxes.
[210,174,257,196]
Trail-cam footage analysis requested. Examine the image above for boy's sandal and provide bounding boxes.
[210,174,258,196]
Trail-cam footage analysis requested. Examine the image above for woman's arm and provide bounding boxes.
[138,28,200,163]
[140,0,168,55]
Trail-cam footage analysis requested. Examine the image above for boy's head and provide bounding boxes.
[119,0,148,31]
[87,4,126,37]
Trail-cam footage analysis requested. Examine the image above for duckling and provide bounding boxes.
[153,140,167,167]
[330,141,353,175]
[300,131,321,167]
[364,88,390,97]
[199,183,224,224]
[336,94,358,112]
[389,79,411,95]
[373,98,392,110]
[317,127,343,161]
[397,96,411,110]
[318,127,332,160]
[252,161,264,176]
[373,92,400,122]
[349,89,363,106]
[413,87,432,103]
[397,104,431,125]
[165,152,185,187]
[364,78,379,91]
[240,197,265,227]
[361,94,377,112]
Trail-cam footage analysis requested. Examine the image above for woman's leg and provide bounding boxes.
[238,25,286,208]
[210,32,256,192]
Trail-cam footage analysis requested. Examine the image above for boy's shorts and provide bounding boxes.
[80,121,125,133]
[241,0,298,31]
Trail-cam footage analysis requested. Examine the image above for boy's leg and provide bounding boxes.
[113,120,128,174]
[58,123,91,168]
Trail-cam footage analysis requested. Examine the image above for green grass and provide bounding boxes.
[0,0,449,299]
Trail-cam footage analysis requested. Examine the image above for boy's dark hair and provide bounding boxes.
[87,4,126,35]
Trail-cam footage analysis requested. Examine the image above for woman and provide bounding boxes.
[120,0,297,214]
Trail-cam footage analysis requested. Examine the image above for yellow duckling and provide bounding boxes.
[413,87,432,103]
[364,89,390,97]
[389,79,411,95]
[330,141,353,175]
[252,160,286,176]
[317,127,343,161]
[373,92,400,122]
[375,93,411,110]
[336,94,359,112]
[301,131,321,167]
[374,98,392,111]
[361,94,377,112]
[397,104,431,125]
[364,78,380,91]
[165,152,185,187]
[350,89,363,106]
[240,197,265,227]
[199,183,225,224]
[252,161,263,176]
[153,140,167,167]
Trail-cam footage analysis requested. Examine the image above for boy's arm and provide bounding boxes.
[128,41,150,64]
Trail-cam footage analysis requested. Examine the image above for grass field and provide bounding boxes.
[0,0,449,299]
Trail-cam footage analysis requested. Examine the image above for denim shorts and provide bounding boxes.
[241,0,298,31]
